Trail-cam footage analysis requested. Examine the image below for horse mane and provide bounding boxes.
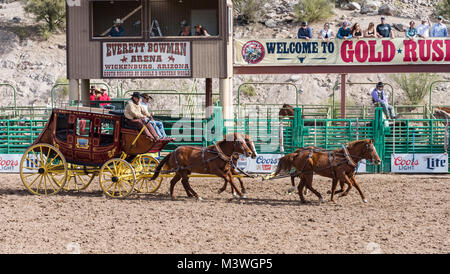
[345,139,372,150]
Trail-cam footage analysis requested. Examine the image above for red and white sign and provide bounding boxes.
[391,153,448,173]
[237,154,283,174]
[0,154,21,173]
[102,42,191,78]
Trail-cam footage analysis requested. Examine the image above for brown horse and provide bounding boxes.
[271,139,381,203]
[217,136,258,198]
[150,133,256,200]
[279,104,295,118]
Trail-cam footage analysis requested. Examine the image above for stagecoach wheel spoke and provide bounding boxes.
[132,155,163,194]
[20,144,67,196]
[100,158,135,198]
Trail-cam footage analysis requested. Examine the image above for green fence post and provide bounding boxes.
[373,107,385,173]
[211,106,223,145]
[293,107,302,148]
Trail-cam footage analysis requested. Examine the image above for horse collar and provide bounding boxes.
[342,144,357,167]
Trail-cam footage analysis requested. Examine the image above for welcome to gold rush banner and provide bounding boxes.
[235,38,450,66]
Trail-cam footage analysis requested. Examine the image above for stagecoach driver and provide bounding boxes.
[371,82,396,119]
[124,92,160,141]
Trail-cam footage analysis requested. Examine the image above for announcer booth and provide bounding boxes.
[66,0,234,119]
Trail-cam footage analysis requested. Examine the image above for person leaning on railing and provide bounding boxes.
[405,21,418,40]
[124,92,160,141]
[337,21,352,39]
[371,82,396,120]
[431,15,448,37]
[297,21,312,40]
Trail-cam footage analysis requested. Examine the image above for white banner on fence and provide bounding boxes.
[237,154,283,173]
[237,154,368,174]
[0,154,38,173]
[391,153,448,173]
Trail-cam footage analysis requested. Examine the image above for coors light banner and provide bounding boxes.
[235,38,450,66]
[391,154,448,173]
[102,42,191,78]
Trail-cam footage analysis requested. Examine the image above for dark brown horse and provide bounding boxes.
[150,133,256,200]
[279,104,295,118]
[271,139,381,203]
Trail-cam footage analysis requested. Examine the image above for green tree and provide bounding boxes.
[23,0,66,32]
[294,0,334,24]
[434,0,450,19]
[393,73,439,105]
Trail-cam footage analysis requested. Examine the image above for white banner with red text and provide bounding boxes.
[236,154,367,174]
[0,154,38,173]
[391,153,448,173]
[235,38,450,66]
[102,41,191,78]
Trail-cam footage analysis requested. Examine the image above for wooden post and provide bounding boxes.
[341,73,346,119]
[205,78,213,119]
[80,79,90,107]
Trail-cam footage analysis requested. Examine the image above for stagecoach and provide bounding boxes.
[19,107,173,198]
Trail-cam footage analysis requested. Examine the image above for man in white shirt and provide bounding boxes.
[417,18,430,38]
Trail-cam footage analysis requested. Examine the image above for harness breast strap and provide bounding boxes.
[342,144,357,167]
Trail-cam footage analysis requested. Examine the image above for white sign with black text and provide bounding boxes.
[391,153,448,173]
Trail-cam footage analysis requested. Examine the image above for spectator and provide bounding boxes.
[417,18,431,38]
[89,86,97,102]
[179,24,191,36]
[431,16,448,37]
[106,18,124,37]
[337,21,352,39]
[376,17,394,38]
[351,23,363,39]
[124,92,160,141]
[405,21,418,40]
[364,22,377,38]
[98,88,113,109]
[297,21,312,40]
[194,24,210,36]
[140,94,167,139]
[371,82,396,119]
[318,23,334,41]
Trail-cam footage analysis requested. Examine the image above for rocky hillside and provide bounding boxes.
[0,0,449,111]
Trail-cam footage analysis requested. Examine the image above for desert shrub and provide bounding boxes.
[393,73,439,105]
[55,76,69,99]
[23,0,66,32]
[232,0,267,24]
[240,84,256,97]
[294,0,334,24]
[434,0,450,19]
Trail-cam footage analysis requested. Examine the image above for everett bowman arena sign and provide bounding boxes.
[102,42,191,78]
[235,38,450,66]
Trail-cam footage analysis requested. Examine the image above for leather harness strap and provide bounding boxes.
[342,144,357,167]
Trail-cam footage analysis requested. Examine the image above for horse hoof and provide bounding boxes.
[233,193,241,199]
[241,194,247,199]
[218,188,225,194]
[318,198,324,203]
[197,197,203,202]
[363,199,368,203]
[287,186,295,194]
[242,189,247,195]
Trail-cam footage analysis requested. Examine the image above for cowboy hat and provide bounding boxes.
[114,18,122,24]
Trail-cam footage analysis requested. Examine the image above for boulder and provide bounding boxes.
[347,2,361,10]
[360,1,381,14]
[378,4,394,15]
[265,19,277,28]
[393,23,405,32]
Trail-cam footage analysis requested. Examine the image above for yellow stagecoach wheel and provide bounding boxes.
[132,155,163,194]
[99,158,136,198]
[64,164,96,191]
[19,144,68,196]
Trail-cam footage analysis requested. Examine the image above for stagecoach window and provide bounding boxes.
[91,0,144,39]
[99,119,115,147]
[76,119,91,137]
[148,0,219,38]
[55,114,69,142]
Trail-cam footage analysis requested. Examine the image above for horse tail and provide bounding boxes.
[150,152,172,180]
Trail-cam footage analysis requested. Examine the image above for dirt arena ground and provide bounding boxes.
[0,173,449,254]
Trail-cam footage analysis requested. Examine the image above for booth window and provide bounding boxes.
[149,0,219,38]
[91,0,144,39]
[55,114,69,142]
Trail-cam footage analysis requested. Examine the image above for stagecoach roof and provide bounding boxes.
[55,106,118,116]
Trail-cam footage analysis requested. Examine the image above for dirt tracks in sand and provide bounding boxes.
[0,174,449,254]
